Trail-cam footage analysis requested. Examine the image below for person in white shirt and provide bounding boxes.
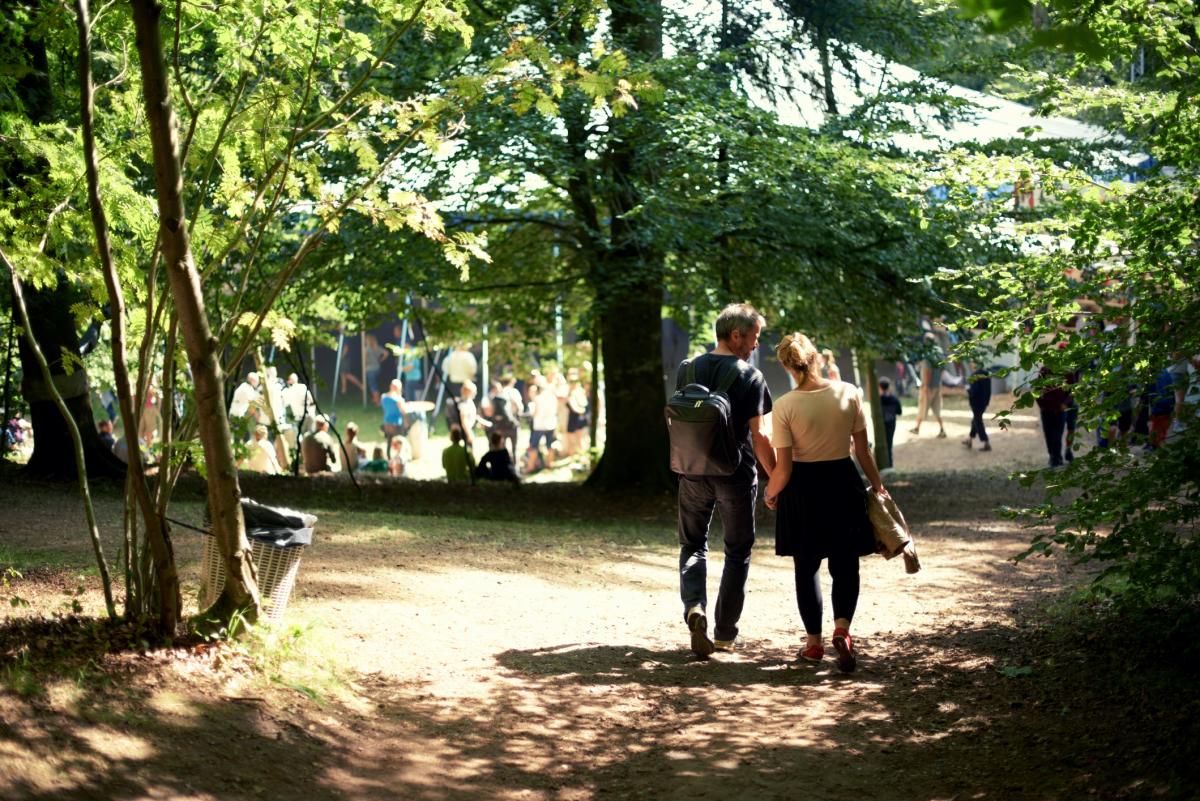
[281,373,315,431]
[530,376,559,451]
[229,372,262,420]
[455,380,482,451]
[241,425,282,475]
[443,344,478,398]
[262,366,285,423]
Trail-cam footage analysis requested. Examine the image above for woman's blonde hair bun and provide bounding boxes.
[776,332,820,374]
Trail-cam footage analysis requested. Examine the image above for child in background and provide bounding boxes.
[475,430,520,484]
[877,379,902,467]
[456,380,481,451]
[963,367,993,452]
[389,435,412,477]
[442,428,474,483]
[360,445,389,473]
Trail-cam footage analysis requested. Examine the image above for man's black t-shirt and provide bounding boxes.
[676,353,772,483]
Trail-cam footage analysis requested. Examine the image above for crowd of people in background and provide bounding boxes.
[440,356,593,484]
[185,337,597,485]
[7,316,1195,481]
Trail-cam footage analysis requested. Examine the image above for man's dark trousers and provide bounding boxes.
[1040,408,1065,466]
[678,476,757,642]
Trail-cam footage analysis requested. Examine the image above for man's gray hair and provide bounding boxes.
[714,303,765,342]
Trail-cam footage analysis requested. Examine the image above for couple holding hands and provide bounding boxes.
[676,304,887,673]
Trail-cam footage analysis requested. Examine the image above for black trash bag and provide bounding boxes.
[240,498,317,548]
[204,498,317,548]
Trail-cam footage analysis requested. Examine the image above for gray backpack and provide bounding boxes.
[665,359,742,476]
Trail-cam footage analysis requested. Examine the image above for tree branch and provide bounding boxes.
[433,272,587,293]
[77,0,179,629]
[447,214,578,232]
[3,245,115,618]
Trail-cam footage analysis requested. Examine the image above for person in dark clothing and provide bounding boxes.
[675,303,775,658]
[483,380,521,464]
[97,419,116,451]
[1037,367,1071,467]
[1147,368,1177,448]
[877,379,902,467]
[963,368,993,452]
[475,430,519,483]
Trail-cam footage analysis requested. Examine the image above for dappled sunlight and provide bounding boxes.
[0,467,1177,799]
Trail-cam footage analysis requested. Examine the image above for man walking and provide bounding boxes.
[676,303,775,657]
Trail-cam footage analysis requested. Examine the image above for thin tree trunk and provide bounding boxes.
[859,352,890,469]
[76,0,180,633]
[130,0,261,625]
[588,321,600,458]
[816,26,838,117]
[5,249,116,618]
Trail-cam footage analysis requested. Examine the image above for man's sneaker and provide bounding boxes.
[937,429,947,439]
[980,442,992,452]
[1063,447,1073,462]
[961,438,972,449]
[800,643,824,662]
[713,638,743,653]
[832,627,856,673]
[686,606,714,658]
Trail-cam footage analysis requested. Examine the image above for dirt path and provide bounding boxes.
[1,445,1192,799]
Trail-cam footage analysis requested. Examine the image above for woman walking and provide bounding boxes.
[764,333,887,673]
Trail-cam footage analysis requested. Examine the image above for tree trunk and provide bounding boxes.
[587,0,670,489]
[19,282,126,480]
[816,25,838,117]
[859,352,891,469]
[587,272,671,488]
[9,18,123,481]
[130,0,261,624]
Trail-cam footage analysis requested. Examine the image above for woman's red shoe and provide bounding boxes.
[800,643,824,662]
[832,627,856,673]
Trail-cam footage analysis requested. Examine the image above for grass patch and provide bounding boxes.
[321,509,676,552]
[0,543,96,573]
[2,656,44,697]
[227,617,350,703]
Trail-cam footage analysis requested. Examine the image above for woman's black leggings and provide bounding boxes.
[793,553,860,635]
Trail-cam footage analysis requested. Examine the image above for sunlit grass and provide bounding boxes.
[228,617,353,704]
[320,509,676,552]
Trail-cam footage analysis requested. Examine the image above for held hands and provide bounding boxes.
[764,492,778,510]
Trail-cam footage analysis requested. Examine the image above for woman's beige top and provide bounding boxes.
[771,380,867,462]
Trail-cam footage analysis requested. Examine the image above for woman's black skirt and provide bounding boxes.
[774,457,875,559]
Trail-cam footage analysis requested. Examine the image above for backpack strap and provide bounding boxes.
[677,359,695,390]
[679,357,740,393]
[714,360,741,394]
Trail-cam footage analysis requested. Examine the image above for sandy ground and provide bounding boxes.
[1,407,1193,801]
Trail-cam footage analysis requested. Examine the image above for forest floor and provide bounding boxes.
[2,405,1198,800]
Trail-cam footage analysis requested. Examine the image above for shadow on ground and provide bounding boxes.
[4,614,1196,800]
